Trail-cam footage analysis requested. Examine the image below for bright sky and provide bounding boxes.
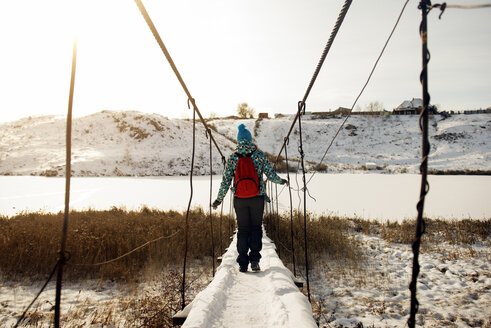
[0,0,490,122]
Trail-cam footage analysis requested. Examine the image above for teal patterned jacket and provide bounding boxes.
[216,139,283,203]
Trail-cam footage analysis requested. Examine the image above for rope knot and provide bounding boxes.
[297,101,306,115]
[57,251,71,265]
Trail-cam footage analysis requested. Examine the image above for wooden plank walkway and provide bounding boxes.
[175,231,316,328]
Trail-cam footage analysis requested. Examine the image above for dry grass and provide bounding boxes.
[264,213,490,274]
[266,152,298,173]
[0,207,234,281]
[265,212,365,270]
[360,218,491,246]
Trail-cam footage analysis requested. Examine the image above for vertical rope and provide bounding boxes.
[284,137,297,277]
[297,101,311,302]
[182,105,196,310]
[54,39,77,328]
[408,1,431,327]
[208,130,215,276]
[219,199,224,255]
[275,183,280,258]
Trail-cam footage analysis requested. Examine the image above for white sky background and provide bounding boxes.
[0,0,489,123]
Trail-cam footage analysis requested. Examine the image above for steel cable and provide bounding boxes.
[133,0,225,163]
[306,0,410,186]
[275,0,353,164]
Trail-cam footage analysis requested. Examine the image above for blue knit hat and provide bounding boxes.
[237,123,252,141]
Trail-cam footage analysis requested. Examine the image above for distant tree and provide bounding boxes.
[365,101,384,112]
[209,112,218,119]
[237,103,255,118]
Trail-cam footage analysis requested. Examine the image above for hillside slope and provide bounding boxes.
[0,111,489,176]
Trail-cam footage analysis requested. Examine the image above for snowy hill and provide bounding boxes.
[0,111,489,176]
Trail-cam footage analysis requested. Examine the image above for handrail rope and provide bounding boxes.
[208,129,216,277]
[305,0,410,186]
[13,262,58,328]
[408,1,432,327]
[297,102,311,303]
[54,39,77,328]
[70,229,182,267]
[284,137,297,277]
[133,0,225,164]
[181,106,196,310]
[275,0,353,165]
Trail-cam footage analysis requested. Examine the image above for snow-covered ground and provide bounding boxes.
[0,111,489,176]
[310,234,491,327]
[1,231,489,328]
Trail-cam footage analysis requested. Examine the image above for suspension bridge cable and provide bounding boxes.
[408,1,432,326]
[275,0,353,165]
[133,0,225,164]
[54,39,77,328]
[305,0,410,186]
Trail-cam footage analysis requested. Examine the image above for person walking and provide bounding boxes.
[212,123,287,272]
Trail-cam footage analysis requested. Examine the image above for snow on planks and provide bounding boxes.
[176,231,316,328]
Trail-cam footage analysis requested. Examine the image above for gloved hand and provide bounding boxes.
[212,199,221,209]
[281,178,288,186]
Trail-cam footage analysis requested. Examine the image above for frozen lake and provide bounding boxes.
[0,174,489,222]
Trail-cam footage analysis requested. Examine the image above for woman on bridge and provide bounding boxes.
[213,124,287,273]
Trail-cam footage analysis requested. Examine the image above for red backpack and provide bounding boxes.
[234,152,260,198]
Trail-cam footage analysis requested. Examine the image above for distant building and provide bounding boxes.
[258,113,269,119]
[394,98,423,114]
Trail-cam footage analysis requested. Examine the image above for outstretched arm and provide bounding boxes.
[258,151,286,185]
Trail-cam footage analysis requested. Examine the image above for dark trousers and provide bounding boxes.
[234,195,264,267]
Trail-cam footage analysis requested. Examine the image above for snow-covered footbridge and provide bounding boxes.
[175,232,317,328]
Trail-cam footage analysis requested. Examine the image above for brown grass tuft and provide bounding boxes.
[265,212,365,269]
